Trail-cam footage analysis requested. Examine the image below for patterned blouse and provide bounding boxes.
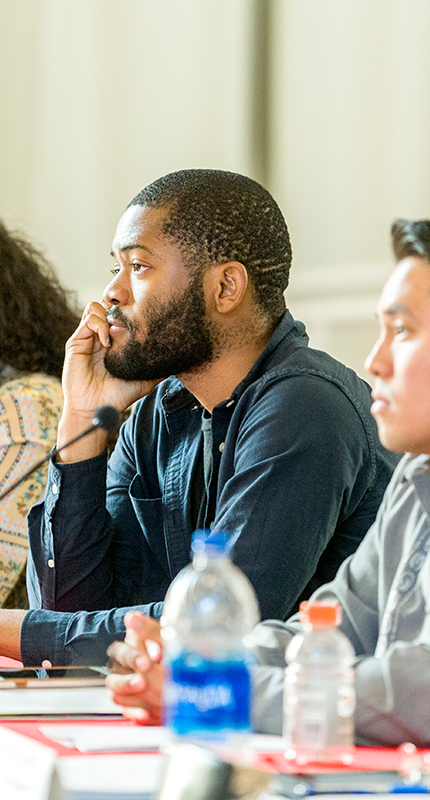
[0,368,63,607]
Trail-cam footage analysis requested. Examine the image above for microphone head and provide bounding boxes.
[92,406,120,433]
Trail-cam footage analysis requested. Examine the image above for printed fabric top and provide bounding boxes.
[0,370,63,606]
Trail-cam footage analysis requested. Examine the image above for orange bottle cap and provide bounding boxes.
[299,600,342,627]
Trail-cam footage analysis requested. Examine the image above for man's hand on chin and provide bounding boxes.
[57,301,164,464]
[106,611,164,725]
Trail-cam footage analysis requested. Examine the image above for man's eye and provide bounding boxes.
[132,263,145,272]
[110,267,120,276]
[394,322,405,334]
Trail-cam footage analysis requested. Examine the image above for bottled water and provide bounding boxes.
[161,530,260,744]
[284,601,355,765]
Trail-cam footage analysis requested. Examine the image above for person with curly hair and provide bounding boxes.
[0,220,80,607]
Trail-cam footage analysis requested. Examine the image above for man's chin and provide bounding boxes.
[104,350,164,382]
[376,425,409,455]
[104,351,136,381]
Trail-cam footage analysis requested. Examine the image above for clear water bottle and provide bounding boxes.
[160,530,260,744]
[284,601,356,765]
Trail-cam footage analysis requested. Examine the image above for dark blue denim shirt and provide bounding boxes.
[23,311,398,665]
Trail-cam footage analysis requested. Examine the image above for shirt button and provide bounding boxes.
[47,558,55,568]
[52,483,58,495]
[219,442,225,452]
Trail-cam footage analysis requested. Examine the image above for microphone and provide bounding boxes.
[0,405,120,502]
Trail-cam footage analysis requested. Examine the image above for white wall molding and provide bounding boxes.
[286,261,393,380]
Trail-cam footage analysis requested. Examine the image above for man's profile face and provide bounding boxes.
[365,256,430,455]
[103,204,214,381]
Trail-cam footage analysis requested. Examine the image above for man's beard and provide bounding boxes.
[104,272,215,381]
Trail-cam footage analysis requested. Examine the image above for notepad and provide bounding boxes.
[57,754,163,799]
[0,685,122,716]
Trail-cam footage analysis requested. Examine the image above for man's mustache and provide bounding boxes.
[105,306,137,333]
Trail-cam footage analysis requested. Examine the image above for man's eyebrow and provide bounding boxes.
[382,301,411,316]
[109,243,154,257]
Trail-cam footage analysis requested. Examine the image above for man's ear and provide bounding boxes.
[211,261,249,314]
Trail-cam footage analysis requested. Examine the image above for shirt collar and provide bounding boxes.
[229,309,307,402]
[403,453,430,520]
[161,309,307,413]
[403,452,430,480]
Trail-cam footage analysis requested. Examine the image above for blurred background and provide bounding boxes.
[1,0,430,379]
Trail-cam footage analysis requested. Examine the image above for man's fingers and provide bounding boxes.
[121,705,162,725]
[106,671,146,696]
[65,301,111,352]
[145,639,162,662]
[120,706,152,724]
[82,300,110,320]
[106,665,164,714]
[107,613,163,675]
[78,311,111,350]
[107,640,151,673]
[124,611,163,649]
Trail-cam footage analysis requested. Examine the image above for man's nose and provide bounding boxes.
[103,271,131,307]
[365,335,392,379]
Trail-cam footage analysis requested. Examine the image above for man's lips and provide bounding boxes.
[106,312,129,334]
[108,321,127,331]
[370,395,391,414]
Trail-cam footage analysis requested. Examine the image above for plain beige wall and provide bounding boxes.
[1,0,430,379]
[269,0,430,377]
[0,0,253,301]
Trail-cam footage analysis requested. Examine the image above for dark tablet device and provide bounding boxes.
[0,665,108,687]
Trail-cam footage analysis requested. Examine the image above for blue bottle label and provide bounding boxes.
[164,654,252,738]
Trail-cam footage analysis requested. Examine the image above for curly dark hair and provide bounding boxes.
[391,219,430,263]
[128,169,292,320]
[0,220,81,379]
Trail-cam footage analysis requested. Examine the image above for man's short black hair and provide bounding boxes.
[391,219,430,263]
[129,169,292,320]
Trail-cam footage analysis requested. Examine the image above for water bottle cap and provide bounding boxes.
[299,600,341,627]
[191,529,230,556]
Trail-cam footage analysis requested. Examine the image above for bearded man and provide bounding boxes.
[0,169,397,665]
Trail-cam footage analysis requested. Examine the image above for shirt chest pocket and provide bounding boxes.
[129,475,169,574]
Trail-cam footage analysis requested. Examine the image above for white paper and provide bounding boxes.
[57,753,163,796]
[0,726,63,800]
[40,724,168,752]
[247,734,286,752]
[0,685,122,716]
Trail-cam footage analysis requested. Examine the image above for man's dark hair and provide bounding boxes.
[391,219,430,263]
[0,220,81,378]
[129,169,292,320]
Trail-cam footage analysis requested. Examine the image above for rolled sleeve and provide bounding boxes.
[20,601,165,666]
[21,608,73,666]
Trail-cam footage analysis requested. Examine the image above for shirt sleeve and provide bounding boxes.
[20,600,164,666]
[250,521,382,736]
[24,398,168,665]
[251,597,430,746]
[26,388,171,614]
[318,486,430,747]
[252,479,430,746]
[214,373,384,620]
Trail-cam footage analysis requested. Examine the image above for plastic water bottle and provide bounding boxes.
[284,601,356,765]
[160,530,260,745]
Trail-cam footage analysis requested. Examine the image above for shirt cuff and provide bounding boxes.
[20,608,73,666]
[45,451,108,516]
